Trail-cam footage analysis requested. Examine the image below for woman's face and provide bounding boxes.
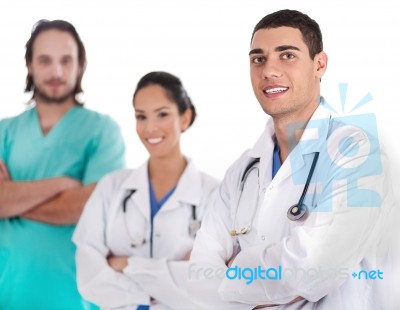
[134,84,191,159]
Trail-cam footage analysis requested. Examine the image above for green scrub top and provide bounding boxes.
[0,105,125,310]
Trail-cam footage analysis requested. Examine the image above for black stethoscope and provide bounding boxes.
[231,152,320,236]
[122,189,201,248]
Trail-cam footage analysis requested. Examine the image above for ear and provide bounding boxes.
[314,51,328,79]
[180,108,192,132]
[79,63,86,76]
[27,63,33,75]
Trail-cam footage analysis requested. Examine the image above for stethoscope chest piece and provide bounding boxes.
[287,203,308,221]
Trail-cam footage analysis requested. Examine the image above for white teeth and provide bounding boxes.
[147,137,162,144]
[264,87,287,94]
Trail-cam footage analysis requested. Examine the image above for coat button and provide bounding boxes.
[261,235,266,240]
[155,233,161,237]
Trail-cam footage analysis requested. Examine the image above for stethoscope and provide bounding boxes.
[122,189,201,248]
[231,152,320,236]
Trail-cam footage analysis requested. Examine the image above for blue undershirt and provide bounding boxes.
[137,180,176,310]
[149,180,176,220]
[272,138,282,179]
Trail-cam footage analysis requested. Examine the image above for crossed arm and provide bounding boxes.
[0,160,95,225]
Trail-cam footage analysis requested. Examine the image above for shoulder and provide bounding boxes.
[98,168,134,188]
[0,117,12,133]
[326,113,380,162]
[225,149,256,181]
[0,109,34,137]
[183,159,220,193]
[75,106,121,128]
[0,109,32,127]
[75,107,124,147]
[199,170,220,191]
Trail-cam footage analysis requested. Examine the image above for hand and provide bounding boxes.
[107,255,128,272]
[183,250,192,261]
[226,254,237,267]
[0,161,11,181]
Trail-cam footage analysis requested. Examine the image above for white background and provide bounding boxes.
[0,0,399,182]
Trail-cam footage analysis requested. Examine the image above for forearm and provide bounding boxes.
[220,203,381,304]
[124,257,249,310]
[75,247,149,308]
[124,257,196,309]
[22,183,96,225]
[0,178,76,218]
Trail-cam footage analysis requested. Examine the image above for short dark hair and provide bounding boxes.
[25,19,87,101]
[252,9,323,59]
[133,71,197,128]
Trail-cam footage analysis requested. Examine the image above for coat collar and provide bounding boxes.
[247,98,332,186]
[120,157,202,212]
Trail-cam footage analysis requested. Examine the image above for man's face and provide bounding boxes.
[249,26,327,121]
[28,29,81,104]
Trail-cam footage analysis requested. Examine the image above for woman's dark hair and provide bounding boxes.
[251,9,323,60]
[25,19,87,102]
[133,71,197,128]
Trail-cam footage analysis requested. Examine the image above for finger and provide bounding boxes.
[0,161,10,180]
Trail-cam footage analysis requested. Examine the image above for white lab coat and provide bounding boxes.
[189,103,397,309]
[117,103,397,309]
[72,158,219,310]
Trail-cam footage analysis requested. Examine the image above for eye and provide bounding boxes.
[281,52,295,60]
[61,57,72,65]
[158,111,169,118]
[135,114,146,121]
[251,56,266,64]
[38,57,51,65]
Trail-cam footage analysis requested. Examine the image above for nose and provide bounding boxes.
[50,63,63,78]
[261,59,281,80]
[144,119,159,134]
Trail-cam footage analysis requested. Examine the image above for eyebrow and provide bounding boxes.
[249,45,301,55]
[36,54,73,60]
[135,106,171,113]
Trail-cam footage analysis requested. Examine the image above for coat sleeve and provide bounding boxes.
[72,173,150,308]
[185,154,254,309]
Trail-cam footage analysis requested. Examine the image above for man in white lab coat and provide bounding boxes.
[122,9,398,309]
[189,9,397,309]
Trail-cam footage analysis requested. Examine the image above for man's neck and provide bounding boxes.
[273,100,319,162]
[35,97,77,135]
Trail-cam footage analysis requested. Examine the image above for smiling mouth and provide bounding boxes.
[147,137,163,144]
[263,87,289,94]
[46,79,64,86]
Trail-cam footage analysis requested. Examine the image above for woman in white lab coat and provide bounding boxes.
[73,71,219,310]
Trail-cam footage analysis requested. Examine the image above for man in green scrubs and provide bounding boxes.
[0,20,125,309]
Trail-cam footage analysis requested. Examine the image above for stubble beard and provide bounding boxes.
[34,82,77,105]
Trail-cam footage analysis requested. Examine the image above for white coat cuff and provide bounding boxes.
[124,256,166,280]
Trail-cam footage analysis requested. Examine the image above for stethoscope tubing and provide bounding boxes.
[232,151,320,235]
[297,152,320,207]
[121,190,199,247]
